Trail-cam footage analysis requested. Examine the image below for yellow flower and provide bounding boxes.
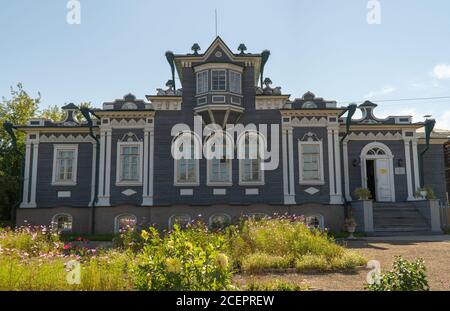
[185,242,193,250]
[140,230,150,241]
[165,257,182,273]
[167,240,174,249]
[216,253,229,270]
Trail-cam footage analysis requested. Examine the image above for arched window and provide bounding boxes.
[238,131,265,185]
[205,131,233,186]
[367,147,386,156]
[305,214,324,230]
[249,213,269,221]
[172,131,200,186]
[302,101,317,109]
[52,214,73,233]
[209,214,231,229]
[169,214,192,229]
[115,214,137,233]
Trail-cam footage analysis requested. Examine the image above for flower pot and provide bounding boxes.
[347,226,356,240]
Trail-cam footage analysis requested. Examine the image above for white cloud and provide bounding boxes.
[364,85,397,99]
[431,64,450,80]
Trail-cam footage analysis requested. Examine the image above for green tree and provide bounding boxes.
[40,102,93,122]
[0,83,41,220]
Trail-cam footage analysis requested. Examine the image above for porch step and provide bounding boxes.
[372,202,430,233]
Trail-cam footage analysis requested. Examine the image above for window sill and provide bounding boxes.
[299,181,325,186]
[207,182,233,187]
[239,181,265,186]
[51,182,77,187]
[174,182,200,187]
[115,182,142,187]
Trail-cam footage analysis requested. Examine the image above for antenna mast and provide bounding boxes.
[215,9,218,37]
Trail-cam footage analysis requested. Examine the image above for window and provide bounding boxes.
[115,214,137,233]
[209,158,232,185]
[305,215,324,230]
[209,214,231,230]
[299,142,324,185]
[169,214,191,229]
[52,214,73,233]
[52,145,78,185]
[196,71,208,94]
[211,70,226,91]
[229,71,242,93]
[174,135,199,186]
[239,133,264,185]
[117,142,142,185]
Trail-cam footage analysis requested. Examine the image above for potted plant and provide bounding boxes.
[354,188,372,201]
[415,187,435,200]
[345,217,357,239]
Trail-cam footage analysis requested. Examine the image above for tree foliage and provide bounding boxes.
[0,83,91,220]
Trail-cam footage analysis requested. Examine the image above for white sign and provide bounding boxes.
[395,167,406,175]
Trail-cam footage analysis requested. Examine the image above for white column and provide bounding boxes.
[142,130,152,206]
[89,142,97,206]
[148,131,155,202]
[287,128,296,202]
[343,139,352,201]
[412,139,420,192]
[327,128,336,200]
[404,139,414,201]
[29,142,39,208]
[104,130,112,202]
[281,128,290,203]
[20,143,31,208]
[97,130,107,205]
[333,129,343,203]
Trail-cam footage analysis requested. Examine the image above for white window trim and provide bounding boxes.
[51,144,78,186]
[298,141,325,185]
[114,214,137,233]
[116,141,143,186]
[196,70,208,95]
[207,158,233,186]
[229,70,242,94]
[211,69,227,92]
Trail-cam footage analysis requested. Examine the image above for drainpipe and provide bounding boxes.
[2,121,23,226]
[419,118,436,188]
[339,104,358,217]
[80,108,100,234]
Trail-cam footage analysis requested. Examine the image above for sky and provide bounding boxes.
[1,0,450,129]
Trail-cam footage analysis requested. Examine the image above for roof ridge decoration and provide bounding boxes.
[256,78,282,96]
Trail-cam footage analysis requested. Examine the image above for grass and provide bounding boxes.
[0,217,367,290]
[226,217,366,274]
[0,251,133,291]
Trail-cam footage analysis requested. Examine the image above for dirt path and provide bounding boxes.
[236,236,450,291]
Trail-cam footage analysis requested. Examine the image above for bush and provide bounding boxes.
[0,225,62,257]
[133,225,233,291]
[226,217,366,273]
[246,279,309,291]
[242,253,293,273]
[366,256,429,291]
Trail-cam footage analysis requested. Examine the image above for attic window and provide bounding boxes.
[302,101,317,109]
[122,102,138,110]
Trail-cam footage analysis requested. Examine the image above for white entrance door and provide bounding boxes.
[375,159,392,202]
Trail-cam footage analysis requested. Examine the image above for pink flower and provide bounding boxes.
[64,244,70,250]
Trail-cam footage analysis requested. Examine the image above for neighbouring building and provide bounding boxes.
[12,37,449,234]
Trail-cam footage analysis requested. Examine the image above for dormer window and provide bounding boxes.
[196,71,208,94]
[211,70,226,91]
[229,71,242,93]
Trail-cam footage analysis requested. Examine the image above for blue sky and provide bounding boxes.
[1,0,450,128]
